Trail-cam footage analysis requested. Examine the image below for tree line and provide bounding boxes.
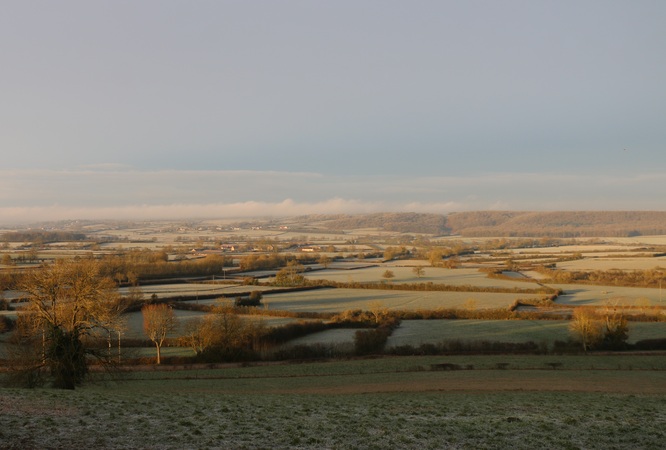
[0,230,87,243]
[535,266,666,288]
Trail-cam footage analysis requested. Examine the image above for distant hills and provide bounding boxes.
[6,211,666,239]
[446,211,666,237]
[311,211,666,237]
[312,213,449,235]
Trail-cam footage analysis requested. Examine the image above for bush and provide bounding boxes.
[354,328,392,355]
[633,338,666,351]
[0,315,14,333]
[271,344,344,361]
[234,291,263,307]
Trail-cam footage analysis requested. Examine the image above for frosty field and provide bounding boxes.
[304,266,538,290]
[2,355,665,449]
[553,284,665,306]
[277,320,666,349]
[262,288,525,313]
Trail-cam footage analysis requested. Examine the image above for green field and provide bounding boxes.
[387,320,666,348]
[2,355,665,449]
[276,320,666,350]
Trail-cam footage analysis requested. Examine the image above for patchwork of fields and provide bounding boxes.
[3,220,666,449]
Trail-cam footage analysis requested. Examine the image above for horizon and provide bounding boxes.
[2,1,665,224]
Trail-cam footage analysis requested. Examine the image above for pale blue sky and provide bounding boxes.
[1,1,665,223]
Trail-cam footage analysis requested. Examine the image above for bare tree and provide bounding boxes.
[275,261,306,286]
[180,315,218,356]
[368,300,389,324]
[14,258,121,389]
[142,304,177,364]
[569,308,603,352]
[318,254,332,268]
[412,266,425,278]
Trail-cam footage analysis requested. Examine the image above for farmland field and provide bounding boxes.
[262,287,525,312]
[281,328,359,346]
[292,320,666,349]
[387,320,666,347]
[2,355,666,449]
[553,283,665,306]
[4,218,666,449]
[555,256,666,271]
[304,266,540,290]
[117,282,273,299]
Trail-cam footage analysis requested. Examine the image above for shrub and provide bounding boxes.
[234,291,263,307]
[354,328,391,355]
[0,315,14,333]
[271,344,344,361]
[633,338,666,351]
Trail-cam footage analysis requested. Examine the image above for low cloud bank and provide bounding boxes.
[1,168,664,225]
[0,199,465,225]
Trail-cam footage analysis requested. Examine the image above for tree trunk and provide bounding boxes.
[156,342,161,364]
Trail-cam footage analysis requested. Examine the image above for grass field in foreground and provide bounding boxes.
[2,355,666,449]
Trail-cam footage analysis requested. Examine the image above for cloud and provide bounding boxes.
[0,198,431,224]
[1,168,665,225]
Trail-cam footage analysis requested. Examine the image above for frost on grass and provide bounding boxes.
[1,388,666,449]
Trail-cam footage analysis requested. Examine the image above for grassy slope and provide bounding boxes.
[2,355,666,449]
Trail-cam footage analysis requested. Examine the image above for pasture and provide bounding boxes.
[304,266,540,290]
[387,320,666,348]
[262,287,524,313]
[117,282,270,300]
[553,283,665,306]
[2,355,666,449]
[279,320,666,350]
[554,256,666,271]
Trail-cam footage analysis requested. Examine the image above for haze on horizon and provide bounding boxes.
[2,1,665,225]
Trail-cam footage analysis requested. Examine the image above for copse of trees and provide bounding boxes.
[569,308,629,351]
[274,262,306,286]
[179,305,266,362]
[535,265,666,288]
[238,253,321,272]
[383,246,410,261]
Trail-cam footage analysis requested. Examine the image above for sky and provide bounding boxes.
[2,1,665,224]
